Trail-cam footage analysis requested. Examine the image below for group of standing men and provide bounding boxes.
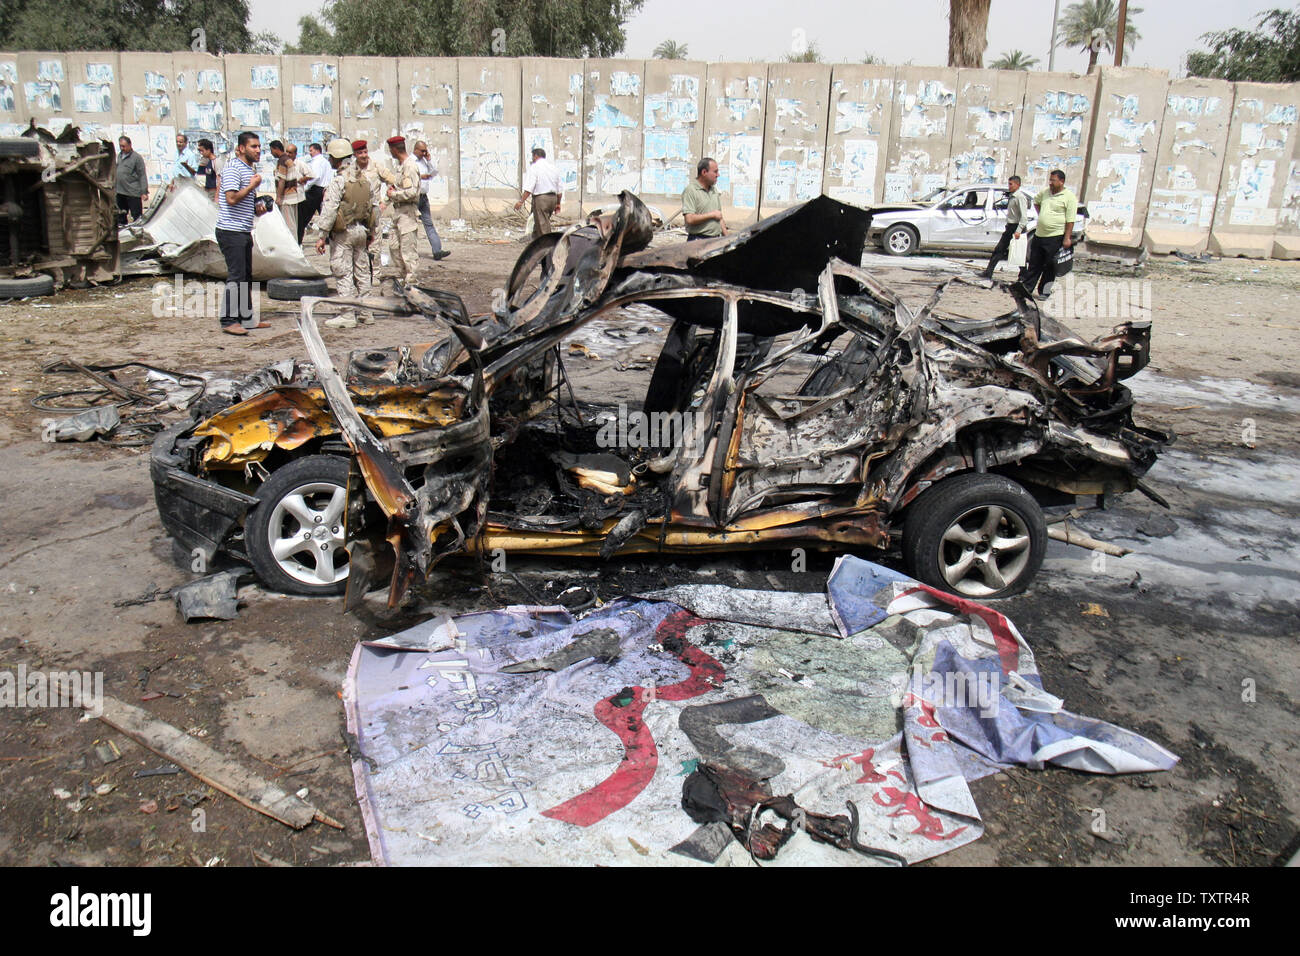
[304,134,438,328]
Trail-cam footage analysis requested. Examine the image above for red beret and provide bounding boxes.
[351,139,368,152]
[385,135,406,147]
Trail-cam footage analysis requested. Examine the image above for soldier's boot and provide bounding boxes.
[324,313,358,329]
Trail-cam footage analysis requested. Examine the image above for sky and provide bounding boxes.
[251,0,1290,74]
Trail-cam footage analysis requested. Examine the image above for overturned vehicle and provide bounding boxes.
[1,128,119,295]
[151,193,1170,606]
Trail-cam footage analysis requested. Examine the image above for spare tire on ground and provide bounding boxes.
[0,274,56,299]
[265,276,331,301]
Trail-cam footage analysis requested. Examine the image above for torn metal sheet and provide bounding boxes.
[343,556,1176,866]
[174,569,243,622]
[119,178,319,279]
[43,405,119,441]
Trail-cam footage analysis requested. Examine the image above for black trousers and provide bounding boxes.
[982,223,1018,277]
[216,228,254,327]
[115,193,142,224]
[1018,233,1064,294]
[298,185,325,245]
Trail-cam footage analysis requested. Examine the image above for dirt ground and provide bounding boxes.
[0,233,1296,867]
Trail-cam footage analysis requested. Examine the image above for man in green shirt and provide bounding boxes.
[1017,168,1077,299]
[681,158,728,240]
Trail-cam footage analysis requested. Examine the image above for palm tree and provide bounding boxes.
[990,50,1040,70]
[948,0,992,67]
[1058,0,1143,70]
[653,39,688,60]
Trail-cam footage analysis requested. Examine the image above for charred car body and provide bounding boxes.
[151,193,1170,606]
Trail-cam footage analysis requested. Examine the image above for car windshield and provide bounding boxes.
[920,187,951,203]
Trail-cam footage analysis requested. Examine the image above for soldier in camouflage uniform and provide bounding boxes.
[307,139,382,328]
[375,135,422,294]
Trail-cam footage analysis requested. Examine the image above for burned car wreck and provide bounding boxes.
[152,192,1170,607]
[1,127,119,293]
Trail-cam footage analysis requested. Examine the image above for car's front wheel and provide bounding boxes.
[245,455,352,596]
[902,473,1046,599]
[882,224,918,256]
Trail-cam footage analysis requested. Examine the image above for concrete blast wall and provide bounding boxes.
[1083,67,1169,248]
[1209,82,1300,258]
[522,57,584,216]
[1144,77,1234,254]
[703,63,767,228]
[457,57,522,217]
[948,68,1026,187]
[760,63,831,218]
[4,50,1300,257]
[398,58,458,217]
[583,58,644,206]
[887,66,957,201]
[1016,71,1095,194]
[640,59,706,218]
[824,66,894,207]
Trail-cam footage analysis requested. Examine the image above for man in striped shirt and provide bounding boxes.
[216,131,271,336]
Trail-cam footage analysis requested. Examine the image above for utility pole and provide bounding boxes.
[1049,0,1062,71]
[1115,0,1129,66]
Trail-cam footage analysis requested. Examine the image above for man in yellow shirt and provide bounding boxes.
[1017,168,1077,300]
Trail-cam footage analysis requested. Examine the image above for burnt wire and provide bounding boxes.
[33,358,208,447]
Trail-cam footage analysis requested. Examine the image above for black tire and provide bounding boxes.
[245,455,353,596]
[266,276,330,301]
[902,473,1046,599]
[882,224,918,257]
[0,274,55,298]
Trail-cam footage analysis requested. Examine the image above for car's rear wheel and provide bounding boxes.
[245,455,352,596]
[902,473,1046,599]
[882,224,918,256]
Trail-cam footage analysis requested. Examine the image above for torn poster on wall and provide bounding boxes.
[711,131,762,209]
[185,101,224,131]
[834,100,883,135]
[1106,117,1158,150]
[609,70,641,97]
[24,81,61,112]
[311,62,338,84]
[462,91,505,124]
[969,107,1013,142]
[249,65,279,89]
[292,84,332,115]
[644,74,699,128]
[1230,157,1277,224]
[37,60,64,82]
[73,84,112,113]
[134,92,172,122]
[411,82,453,116]
[827,138,878,206]
[459,125,519,191]
[588,97,637,129]
[230,98,272,128]
[85,63,114,84]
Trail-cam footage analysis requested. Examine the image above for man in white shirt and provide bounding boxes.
[413,140,450,260]
[298,142,331,245]
[514,147,563,239]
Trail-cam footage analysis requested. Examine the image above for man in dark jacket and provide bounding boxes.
[115,135,148,223]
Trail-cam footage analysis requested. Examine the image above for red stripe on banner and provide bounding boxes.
[541,609,724,828]
[898,585,1021,675]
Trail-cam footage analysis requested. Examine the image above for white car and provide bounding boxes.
[868,184,1090,256]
